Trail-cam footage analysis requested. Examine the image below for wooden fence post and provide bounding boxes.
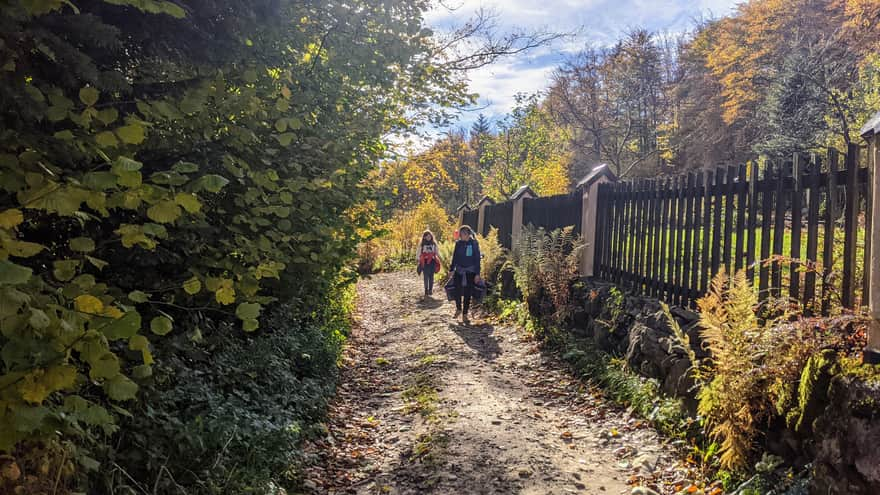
[455,202,469,230]
[577,164,617,277]
[862,112,880,364]
[474,196,494,238]
[509,185,536,248]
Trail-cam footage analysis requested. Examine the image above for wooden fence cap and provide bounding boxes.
[475,195,495,207]
[510,185,537,200]
[576,163,617,190]
[861,109,880,138]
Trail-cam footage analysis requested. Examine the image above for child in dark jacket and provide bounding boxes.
[449,225,481,324]
[416,230,442,297]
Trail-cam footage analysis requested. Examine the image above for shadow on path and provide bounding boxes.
[415,296,445,310]
[450,323,502,361]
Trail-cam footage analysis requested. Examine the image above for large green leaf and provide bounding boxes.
[69,237,95,253]
[52,259,79,282]
[149,316,173,336]
[79,86,99,106]
[235,302,261,320]
[89,353,120,380]
[112,156,143,172]
[101,311,141,340]
[105,375,138,401]
[83,171,118,190]
[146,201,181,224]
[0,260,33,285]
[115,123,146,145]
[174,192,202,213]
[95,131,119,148]
[190,174,229,193]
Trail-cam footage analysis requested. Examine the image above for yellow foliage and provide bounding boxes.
[695,267,852,471]
[0,209,23,229]
[358,196,454,272]
[74,294,104,315]
[19,366,77,404]
[478,227,506,282]
[215,279,236,305]
[704,0,831,125]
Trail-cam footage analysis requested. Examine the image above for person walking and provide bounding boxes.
[449,225,481,324]
[416,230,442,298]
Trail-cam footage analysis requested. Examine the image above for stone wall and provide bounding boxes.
[568,281,701,402]
[811,373,880,494]
[558,279,880,493]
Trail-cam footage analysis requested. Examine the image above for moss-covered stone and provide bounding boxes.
[811,371,880,493]
[790,349,840,435]
[838,356,880,386]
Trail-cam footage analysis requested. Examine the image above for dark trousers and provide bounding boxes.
[453,272,476,313]
[423,266,434,294]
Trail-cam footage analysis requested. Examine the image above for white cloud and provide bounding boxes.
[422,0,740,132]
[464,61,556,116]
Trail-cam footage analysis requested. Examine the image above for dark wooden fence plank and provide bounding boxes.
[772,161,787,298]
[658,178,670,298]
[822,149,839,315]
[624,181,635,288]
[790,154,803,301]
[653,179,663,297]
[616,183,627,286]
[735,164,747,274]
[646,180,658,297]
[804,154,821,312]
[759,164,773,300]
[723,166,736,277]
[842,143,859,308]
[638,180,649,290]
[691,172,704,301]
[601,185,611,278]
[595,185,607,277]
[672,176,684,304]
[747,162,759,284]
[664,179,674,299]
[667,177,681,304]
[710,170,723,280]
[682,173,696,307]
[631,180,643,290]
[701,170,714,294]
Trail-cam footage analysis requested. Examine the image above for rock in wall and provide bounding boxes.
[811,373,880,494]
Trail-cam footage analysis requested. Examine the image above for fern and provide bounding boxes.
[696,268,771,471]
[505,225,584,322]
[479,227,507,282]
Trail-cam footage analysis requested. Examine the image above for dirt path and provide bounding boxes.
[303,272,685,495]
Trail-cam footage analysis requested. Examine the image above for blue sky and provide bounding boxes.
[424,0,741,134]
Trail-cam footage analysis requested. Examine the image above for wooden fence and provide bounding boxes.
[482,201,513,247]
[523,193,583,237]
[594,144,872,312]
[458,191,587,250]
[461,209,479,231]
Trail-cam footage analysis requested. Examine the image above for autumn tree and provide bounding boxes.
[548,30,669,178]
[482,94,572,200]
[470,113,492,172]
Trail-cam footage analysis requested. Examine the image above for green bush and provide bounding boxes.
[0,0,465,491]
[102,286,352,494]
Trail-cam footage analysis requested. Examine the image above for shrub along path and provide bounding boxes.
[302,272,693,494]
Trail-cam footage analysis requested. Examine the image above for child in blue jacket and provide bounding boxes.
[449,225,481,324]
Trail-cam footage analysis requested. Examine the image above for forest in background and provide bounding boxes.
[373,0,880,226]
[2,0,880,493]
